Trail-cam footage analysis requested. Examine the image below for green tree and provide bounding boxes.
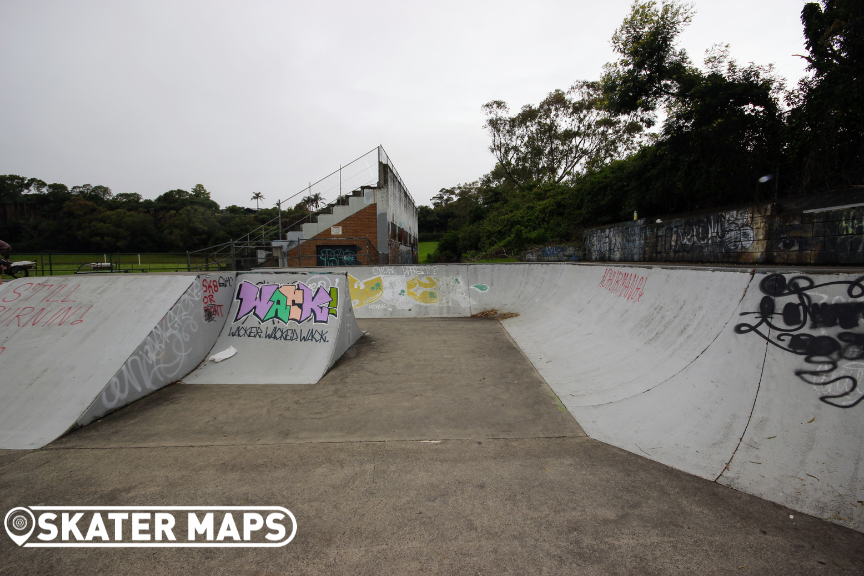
[600,0,785,212]
[483,81,642,187]
[163,206,221,250]
[77,209,159,252]
[787,0,864,192]
[155,189,192,211]
[191,184,210,199]
[0,175,29,202]
[301,192,323,211]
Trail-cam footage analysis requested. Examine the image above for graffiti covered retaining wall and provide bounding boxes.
[520,245,584,262]
[584,198,864,265]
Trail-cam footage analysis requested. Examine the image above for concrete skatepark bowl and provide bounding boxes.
[1,263,863,574]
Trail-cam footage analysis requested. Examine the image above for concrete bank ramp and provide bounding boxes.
[183,272,362,385]
[0,272,235,449]
[285,263,863,532]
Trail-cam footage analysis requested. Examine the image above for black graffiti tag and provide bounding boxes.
[735,274,864,408]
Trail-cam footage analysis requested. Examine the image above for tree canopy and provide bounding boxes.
[0,176,307,253]
[483,81,643,187]
[422,0,864,262]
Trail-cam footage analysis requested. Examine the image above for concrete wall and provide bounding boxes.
[290,262,864,532]
[520,245,584,262]
[584,199,864,265]
[182,272,361,385]
[77,272,235,427]
[0,273,235,448]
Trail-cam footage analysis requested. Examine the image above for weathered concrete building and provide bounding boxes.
[278,149,419,267]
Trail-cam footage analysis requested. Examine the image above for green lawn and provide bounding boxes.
[419,242,437,262]
[1,253,205,279]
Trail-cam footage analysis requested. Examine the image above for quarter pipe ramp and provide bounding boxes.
[182,272,362,385]
[0,273,235,449]
[304,262,864,532]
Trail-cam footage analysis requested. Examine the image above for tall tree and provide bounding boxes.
[600,0,785,212]
[251,191,264,209]
[787,0,864,192]
[301,192,323,211]
[191,184,210,199]
[483,81,642,187]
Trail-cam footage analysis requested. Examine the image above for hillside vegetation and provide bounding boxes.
[421,0,863,262]
[0,181,313,253]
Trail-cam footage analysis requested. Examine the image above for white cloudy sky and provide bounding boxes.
[1,0,811,209]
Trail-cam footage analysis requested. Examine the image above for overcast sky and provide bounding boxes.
[1,0,811,209]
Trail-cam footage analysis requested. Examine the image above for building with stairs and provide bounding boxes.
[278,149,418,267]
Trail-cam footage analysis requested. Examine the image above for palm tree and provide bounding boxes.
[302,192,324,212]
[251,191,264,210]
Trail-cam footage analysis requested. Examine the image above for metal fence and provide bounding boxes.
[1,253,208,278]
[186,237,382,272]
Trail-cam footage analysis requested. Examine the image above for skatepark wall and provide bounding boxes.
[76,273,236,427]
[288,262,863,532]
[0,272,235,449]
[182,271,362,385]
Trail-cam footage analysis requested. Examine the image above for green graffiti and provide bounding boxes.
[372,282,382,291]
[328,286,338,317]
[263,288,295,323]
[471,284,489,292]
[399,289,406,296]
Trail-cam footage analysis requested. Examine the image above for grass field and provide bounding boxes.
[419,242,437,262]
[417,242,519,264]
[0,253,207,279]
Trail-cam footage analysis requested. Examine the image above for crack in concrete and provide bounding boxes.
[714,273,770,483]
[550,270,757,410]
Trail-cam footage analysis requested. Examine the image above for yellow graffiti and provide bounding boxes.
[406,276,439,304]
[347,274,384,308]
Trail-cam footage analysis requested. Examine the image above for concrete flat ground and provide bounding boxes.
[1,318,863,575]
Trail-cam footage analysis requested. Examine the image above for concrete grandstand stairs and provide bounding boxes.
[300,191,368,240]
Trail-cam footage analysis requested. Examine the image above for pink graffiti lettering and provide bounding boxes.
[60,284,80,302]
[598,268,647,303]
[71,305,93,325]
[233,280,337,325]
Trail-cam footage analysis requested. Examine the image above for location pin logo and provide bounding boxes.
[4,507,35,546]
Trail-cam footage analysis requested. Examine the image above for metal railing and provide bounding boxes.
[186,237,382,272]
[230,146,381,246]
